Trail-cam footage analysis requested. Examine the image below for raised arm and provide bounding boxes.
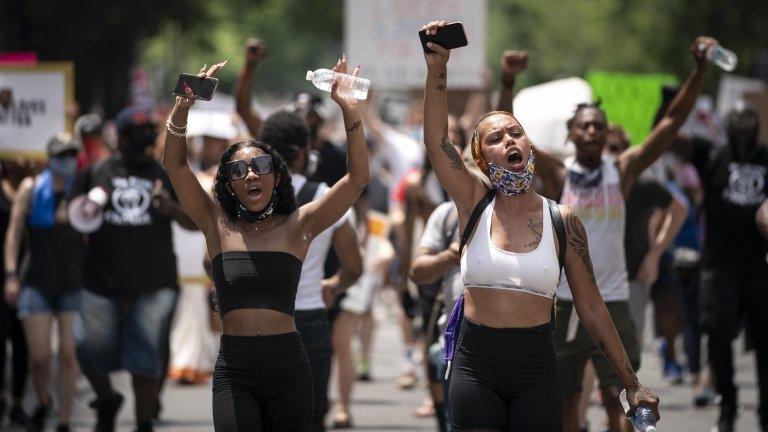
[619,37,716,195]
[757,198,768,239]
[421,21,486,212]
[562,207,660,418]
[298,57,369,238]
[234,38,267,138]
[496,50,528,114]
[3,177,33,307]
[533,146,566,200]
[163,62,227,237]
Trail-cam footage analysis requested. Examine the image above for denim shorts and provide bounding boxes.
[17,286,81,319]
[75,288,177,378]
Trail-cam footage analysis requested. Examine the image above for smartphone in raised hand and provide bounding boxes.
[418,22,468,54]
[173,73,219,101]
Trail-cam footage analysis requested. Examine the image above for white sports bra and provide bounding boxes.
[460,196,561,299]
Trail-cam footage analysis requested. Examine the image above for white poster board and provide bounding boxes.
[345,0,486,90]
[0,63,73,158]
[513,77,593,158]
[715,74,766,119]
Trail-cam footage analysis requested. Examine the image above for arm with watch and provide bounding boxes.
[3,177,34,307]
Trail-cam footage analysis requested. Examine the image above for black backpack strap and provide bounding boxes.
[460,189,495,252]
[546,198,567,273]
[296,180,320,207]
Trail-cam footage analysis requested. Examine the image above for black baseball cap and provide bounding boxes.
[115,107,155,134]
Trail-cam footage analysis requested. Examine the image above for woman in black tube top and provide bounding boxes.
[162,58,369,432]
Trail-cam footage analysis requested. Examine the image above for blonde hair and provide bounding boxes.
[470,110,516,172]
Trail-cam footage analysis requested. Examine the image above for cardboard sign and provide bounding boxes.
[345,0,486,89]
[0,62,74,158]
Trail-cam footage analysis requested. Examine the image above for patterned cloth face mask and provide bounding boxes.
[487,150,536,197]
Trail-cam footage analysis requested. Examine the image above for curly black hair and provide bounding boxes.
[213,140,297,221]
[566,100,606,131]
[259,110,309,166]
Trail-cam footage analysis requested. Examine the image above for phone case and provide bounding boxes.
[172,74,219,101]
[418,22,468,54]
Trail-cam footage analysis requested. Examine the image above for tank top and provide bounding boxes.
[557,156,629,302]
[212,251,303,317]
[461,196,560,299]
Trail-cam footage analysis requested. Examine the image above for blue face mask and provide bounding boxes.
[48,156,77,177]
[487,150,535,197]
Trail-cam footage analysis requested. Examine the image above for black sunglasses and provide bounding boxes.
[226,155,273,181]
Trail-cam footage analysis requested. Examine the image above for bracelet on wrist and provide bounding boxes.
[167,118,187,131]
[165,120,187,138]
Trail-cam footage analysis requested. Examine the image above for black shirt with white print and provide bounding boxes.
[692,138,768,270]
[71,155,179,297]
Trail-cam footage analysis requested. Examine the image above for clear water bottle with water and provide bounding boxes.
[620,389,658,432]
[699,43,738,72]
[306,69,371,100]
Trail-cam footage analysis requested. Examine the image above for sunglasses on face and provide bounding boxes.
[226,155,273,181]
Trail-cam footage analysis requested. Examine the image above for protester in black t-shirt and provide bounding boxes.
[4,134,85,432]
[72,108,195,432]
[679,106,768,432]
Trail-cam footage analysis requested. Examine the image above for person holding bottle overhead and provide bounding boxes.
[419,20,659,431]
[163,56,369,431]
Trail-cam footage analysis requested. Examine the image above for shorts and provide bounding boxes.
[553,300,640,395]
[76,287,178,378]
[17,286,81,319]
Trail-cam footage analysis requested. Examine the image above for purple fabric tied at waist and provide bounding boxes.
[443,293,465,362]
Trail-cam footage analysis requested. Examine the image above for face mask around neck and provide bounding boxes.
[487,150,535,197]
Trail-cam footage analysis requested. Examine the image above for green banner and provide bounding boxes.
[587,71,678,145]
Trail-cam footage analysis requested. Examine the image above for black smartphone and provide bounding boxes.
[173,73,219,101]
[418,22,468,54]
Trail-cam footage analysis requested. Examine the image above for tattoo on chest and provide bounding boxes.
[441,135,462,171]
[524,218,543,248]
[566,213,596,284]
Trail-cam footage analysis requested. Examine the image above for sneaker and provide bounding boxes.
[664,361,684,385]
[9,404,31,426]
[89,392,124,432]
[711,402,737,432]
[29,403,51,432]
[694,387,717,407]
[133,421,154,432]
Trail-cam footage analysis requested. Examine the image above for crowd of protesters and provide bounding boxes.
[0,18,766,432]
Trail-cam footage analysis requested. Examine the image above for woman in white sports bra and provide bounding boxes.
[420,21,659,432]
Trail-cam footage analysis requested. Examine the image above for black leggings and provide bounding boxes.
[448,319,563,432]
[212,333,313,431]
[0,298,27,400]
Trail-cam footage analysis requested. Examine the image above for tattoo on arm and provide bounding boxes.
[436,71,447,91]
[566,213,596,284]
[441,135,463,171]
[345,121,361,132]
[524,217,543,248]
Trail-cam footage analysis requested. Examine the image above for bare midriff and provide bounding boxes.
[222,309,297,336]
[464,287,554,328]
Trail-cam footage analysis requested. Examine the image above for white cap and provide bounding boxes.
[306,71,314,81]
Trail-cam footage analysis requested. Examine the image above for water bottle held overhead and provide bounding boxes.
[306,69,371,100]
[699,43,738,72]
[620,389,658,432]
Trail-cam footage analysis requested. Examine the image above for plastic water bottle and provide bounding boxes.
[700,43,738,72]
[619,389,657,432]
[306,69,370,100]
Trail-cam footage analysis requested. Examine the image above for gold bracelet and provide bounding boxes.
[167,118,187,131]
[165,121,187,138]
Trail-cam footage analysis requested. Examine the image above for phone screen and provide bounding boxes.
[418,22,468,54]
[173,74,219,101]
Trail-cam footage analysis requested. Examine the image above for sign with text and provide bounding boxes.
[0,62,74,157]
[345,0,486,90]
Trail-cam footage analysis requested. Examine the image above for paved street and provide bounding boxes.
[6,299,761,431]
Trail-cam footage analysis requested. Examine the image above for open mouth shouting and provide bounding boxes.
[506,147,526,171]
[246,184,264,201]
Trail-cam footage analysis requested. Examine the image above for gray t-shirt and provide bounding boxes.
[418,201,462,315]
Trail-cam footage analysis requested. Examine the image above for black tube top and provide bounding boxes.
[212,251,303,317]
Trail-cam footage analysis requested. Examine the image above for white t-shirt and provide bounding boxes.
[418,201,462,314]
[292,174,352,311]
[557,157,629,302]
